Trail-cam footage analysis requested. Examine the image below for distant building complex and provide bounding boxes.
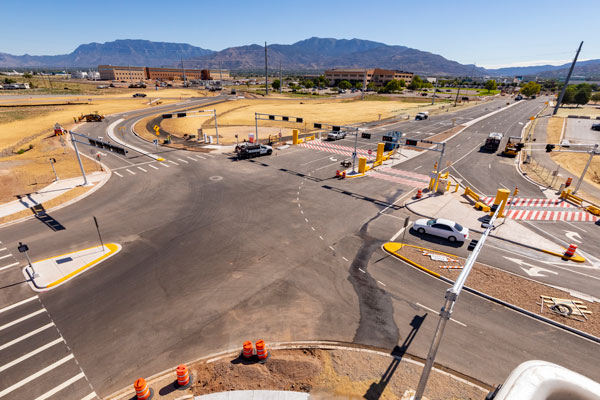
[325,68,413,87]
[98,65,230,82]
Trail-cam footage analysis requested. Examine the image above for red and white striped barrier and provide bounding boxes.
[505,209,598,222]
[299,142,375,160]
[481,197,575,208]
[440,265,464,269]
[311,140,374,155]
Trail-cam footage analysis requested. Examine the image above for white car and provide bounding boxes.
[412,218,469,243]
[327,131,347,140]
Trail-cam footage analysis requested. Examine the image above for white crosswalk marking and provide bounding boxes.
[0,308,46,331]
[34,372,85,400]
[0,262,19,272]
[0,323,54,351]
[187,156,198,161]
[168,160,179,165]
[0,295,38,314]
[0,354,74,398]
[0,338,64,373]
[81,393,98,400]
[196,155,206,159]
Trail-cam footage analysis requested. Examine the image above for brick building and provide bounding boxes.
[98,65,229,82]
[324,68,413,87]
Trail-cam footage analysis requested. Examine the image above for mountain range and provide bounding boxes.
[1,37,599,78]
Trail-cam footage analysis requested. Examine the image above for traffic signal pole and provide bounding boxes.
[70,131,88,186]
[574,143,598,194]
[553,41,583,116]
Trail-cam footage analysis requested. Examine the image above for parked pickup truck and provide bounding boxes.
[236,143,273,159]
[415,112,429,120]
[327,131,347,140]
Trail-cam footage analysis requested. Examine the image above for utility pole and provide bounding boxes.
[432,76,439,105]
[362,69,367,100]
[554,41,584,115]
[573,143,598,194]
[265,41,268,96]
[219,60,223,85]
[279,61,282,94]
[181,58,187,86]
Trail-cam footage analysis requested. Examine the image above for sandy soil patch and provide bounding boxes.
[393,245,600,337]
[546,116,564,143]
[112,347,488,400]
[555,105,600,118]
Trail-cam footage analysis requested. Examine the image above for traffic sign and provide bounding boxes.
[368,149,372,155]
[153,139,158,145]
[153,125,160,131]
[352,152,357,157]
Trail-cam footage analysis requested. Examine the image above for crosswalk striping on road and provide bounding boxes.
[378,167,430,183]
[505,209,598,222]
[369,171,428,188]
[482,197,575,208]
[299,142,375,160]
[308,140,375,155]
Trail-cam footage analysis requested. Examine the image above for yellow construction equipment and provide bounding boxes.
[77,113,105,122]
[503,136,522,157]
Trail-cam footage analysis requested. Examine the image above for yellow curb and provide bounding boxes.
[344,172,366,179]
[541,248,585,263]
[157,157,165,161]
[383,242,441,278]
[46,243,120,288]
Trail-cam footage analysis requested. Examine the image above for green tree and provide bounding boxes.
[3,78,16,84]
[408,75,422,90]
[484,79,497,93]
[338,80,352,90]
[271,79,280,90]
[302,79,314,89]
[520,81,541,97]
[367,82,377,91]
[561,86,576,104]
[355,81,363,89]
[398,79,406,87]
[23,72,32,79]
[574,88,591,107]
[384,79,403,93]
[591,93,600,103]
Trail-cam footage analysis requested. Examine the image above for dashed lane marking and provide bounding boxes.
[187,156,198,161]
[149,164,159,170]
[137,167,147,172]
[177,158,189,163]
[342,257,349,262]
[329,246,335,251]
[168,160,179,165]
[311,227,315,231]
[113,171,123,177]
[416,302,467,327]
[196,155,206,160]
[358,268,366,273]
[304,218,308,222]
[319,236,324,240]
[126,169,135,175]
[160,162,170,167]
[377,280,387,286]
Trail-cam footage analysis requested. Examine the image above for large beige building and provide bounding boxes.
[98,65,230,81]
[325,68,413,86]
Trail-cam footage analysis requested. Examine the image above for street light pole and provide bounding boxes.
[18,242,38,279]
[573,143,598,195]
[69,131,88,186]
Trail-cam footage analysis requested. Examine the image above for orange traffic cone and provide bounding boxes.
[176,364,192,390]
[416,189,423,199]
[255,340,269,362]
[564,244,577,258]
[134,378,153,400]
[242,340,254,358]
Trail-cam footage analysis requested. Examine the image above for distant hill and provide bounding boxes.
[0,39,214,68]
[1,37,598,78]
[184,37,486,76]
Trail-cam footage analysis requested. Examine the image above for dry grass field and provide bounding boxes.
[159,97,453,144]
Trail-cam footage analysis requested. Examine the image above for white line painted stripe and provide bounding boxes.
[0,308,46,331]
[203,153,214,157]
[304,218,308,222]
[0,247,6,251]
[126,169,136,175]
[196,155,206,159]
[311,227,315,231]
[187,156,198,161]
[34,372,85,400]
[300,210,304,214]
[0,295,38,314]
[329,246,335,251]
[358,268,366,273]
[416,303,467,326]
[160,162,170,167]
[168,160,179,165]
[113,171,123,177]
[0,323,54,351]
[137,167,147,172]
[0,354,74,398]
[0,254,12,260]
[149,164,159,170]
[81,392,98,400]
[0,262,19,272]
[342,257,349,262]
[319,235,324,240]
[390,222,412,241]
[0,337,64,373]
[177,158,189,163]
[377,280,386,286]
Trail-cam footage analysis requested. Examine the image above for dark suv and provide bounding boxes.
[591,123,600,131]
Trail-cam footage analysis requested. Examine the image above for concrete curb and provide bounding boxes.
[382,243,600,345]
[104,340,491,400]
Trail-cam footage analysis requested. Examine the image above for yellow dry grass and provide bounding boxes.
[159,98,452,144]
[555,105,600,118]
[547,117,564,143]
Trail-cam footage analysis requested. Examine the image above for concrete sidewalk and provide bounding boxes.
[0,171,106,219]
[23,243,121,291]
[405,190,565,254]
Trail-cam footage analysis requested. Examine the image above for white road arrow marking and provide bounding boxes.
[564,231,582,244]
[329,156,338,161]
[504,256,559,277]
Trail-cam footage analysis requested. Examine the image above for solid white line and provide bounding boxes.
[34,372,85,400]
[564,221,587,233]
[81,392,98,400]
[177,158,189,163]
[0,295,38,314]
[168,160,179,165]
[0,354,74,398]
[0,323,54,351]
[160,162,170,167]
[113,171,123,177]
[0,337,64,373]
[342,256,349,262]
[390,222,413,241]
[149,164,159,170]
[137,167,147,172]
[416,303,467,326]
[126,169,136,175]
[0,308,46,331]
[0,262,19,272]
[329,246,335,251]
[0,254,11,260]
[377,280,387,286]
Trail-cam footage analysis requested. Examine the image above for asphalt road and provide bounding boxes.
[1,95,599,399]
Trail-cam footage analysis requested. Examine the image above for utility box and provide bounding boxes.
[437,179,448,194]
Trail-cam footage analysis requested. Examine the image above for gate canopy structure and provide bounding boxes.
[161,109,219,144]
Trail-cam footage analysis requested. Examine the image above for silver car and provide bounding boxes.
[327,131,346,140]
[413,218,469,243]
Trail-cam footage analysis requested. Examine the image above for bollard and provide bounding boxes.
[134,378,153,400]
[336,170,341,177]
[242,340,253,358]
[454,183,459,193]
[564,244,578,258]
[446,181,451,192]
[255,340,269,361]
[176,364,192,389]
[342,171,346,178]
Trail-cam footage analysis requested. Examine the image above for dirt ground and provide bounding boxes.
[555,104,600,118]
[392,245,599,337]
[113,347,489,400]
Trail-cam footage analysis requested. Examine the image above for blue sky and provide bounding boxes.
[1,0,598,68]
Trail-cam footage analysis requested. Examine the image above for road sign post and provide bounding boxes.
[49,158,58,181]
[18,242,38,279]
[93,216,104,251]
[401,216,410,245]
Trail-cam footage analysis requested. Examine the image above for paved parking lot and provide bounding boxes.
[564,118,600,144]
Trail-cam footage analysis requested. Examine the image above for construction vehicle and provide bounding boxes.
[503,136,523,157]
[235,143,273,159]
[484,132,503,152]
[77,113,105,122]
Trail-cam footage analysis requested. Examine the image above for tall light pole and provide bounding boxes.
[264,42,269,96]
[553,41,583,115]
[18,242,38,279]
